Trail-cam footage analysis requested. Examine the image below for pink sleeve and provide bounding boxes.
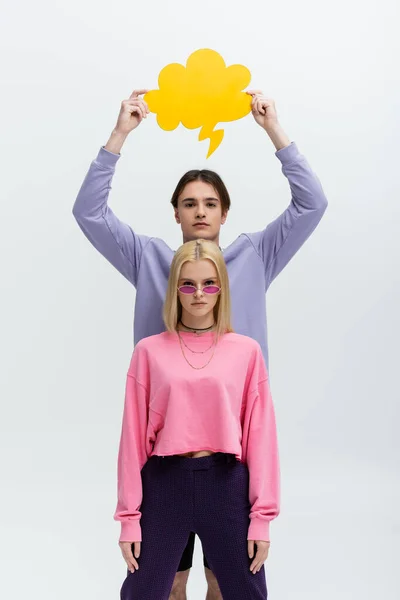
[241,374,280,542]
[114,373,151,543]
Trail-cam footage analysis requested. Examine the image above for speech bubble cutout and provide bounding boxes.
[144,49,252,158]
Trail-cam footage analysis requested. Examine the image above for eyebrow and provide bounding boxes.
[178,277,218,282]
[181,197,220,203]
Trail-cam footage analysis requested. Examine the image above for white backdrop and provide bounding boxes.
[1,0,399,598]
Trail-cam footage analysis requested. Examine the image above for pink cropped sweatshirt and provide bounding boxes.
[114,330,280,543]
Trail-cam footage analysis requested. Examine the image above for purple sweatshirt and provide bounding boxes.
[73,142,327,366]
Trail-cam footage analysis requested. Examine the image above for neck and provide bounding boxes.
[179,310,215,332]
[182,234,220,247]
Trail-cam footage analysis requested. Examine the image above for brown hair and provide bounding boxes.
[170,170,231,214]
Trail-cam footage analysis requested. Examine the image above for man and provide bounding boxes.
[73,88,327,600]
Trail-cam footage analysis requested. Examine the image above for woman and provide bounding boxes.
[114,238,280,600]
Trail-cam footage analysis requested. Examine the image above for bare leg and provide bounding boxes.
[169,569,191,600]
[204,566,223,600]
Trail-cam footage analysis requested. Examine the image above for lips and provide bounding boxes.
[193,223,209,227]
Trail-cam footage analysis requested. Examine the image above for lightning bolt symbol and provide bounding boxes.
[198,124,225,158]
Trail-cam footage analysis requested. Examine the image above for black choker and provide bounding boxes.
[179,320,215,333]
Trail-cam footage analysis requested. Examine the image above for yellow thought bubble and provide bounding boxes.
[144,49,252,158]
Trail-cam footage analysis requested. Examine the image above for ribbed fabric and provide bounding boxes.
[120,453,268,600]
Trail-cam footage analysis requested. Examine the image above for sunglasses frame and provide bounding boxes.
[177,284,222,295]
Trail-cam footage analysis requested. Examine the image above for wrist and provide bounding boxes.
[264,123,291,151]
[111,127,129,139]
[105,129,129,154]
[263,121,280,133]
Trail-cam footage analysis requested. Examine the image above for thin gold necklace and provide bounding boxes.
[177,331,218,370]
[179,332,215,354]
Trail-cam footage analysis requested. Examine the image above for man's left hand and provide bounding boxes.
[247,90,278,131]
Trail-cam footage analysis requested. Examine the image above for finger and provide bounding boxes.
[254,561,263,573]
[121,543,139,566]
[123,548,139,572]
[128,103,146,120]
[123,546,136,565]
[130,556,139,571]
[137,100,149,118]
[248,540,255,559]
[250,558,260,572]
[124,98,146,105]
[129,107,144,123]
[134,541,141,559]
[246,89,263,97]
[125,558,138,573]
[250,547,261,569]
[137,99,150,118]
[252,97,263,113]
[252,94,262,113]
[250,556,263,573]
[250,547,265,572]
[259,101,267,116]
[254,98,265,114]
[125,98,148,113]
[120,547,135,573]
[130,101,146,119]
[130,88,150,99]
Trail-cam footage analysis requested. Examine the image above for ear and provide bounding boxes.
[174,207,180,224]
[221,210,228,225]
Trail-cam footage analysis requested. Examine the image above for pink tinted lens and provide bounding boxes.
[179,285,197,294]
[203,286,220,294]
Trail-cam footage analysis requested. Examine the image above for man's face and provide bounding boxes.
[174,180,227,244]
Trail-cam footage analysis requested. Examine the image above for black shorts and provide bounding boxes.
[177,531,210,571]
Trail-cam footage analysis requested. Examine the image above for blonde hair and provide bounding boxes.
[163,239,234,338]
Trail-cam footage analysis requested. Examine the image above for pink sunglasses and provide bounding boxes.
[177,284,221,295]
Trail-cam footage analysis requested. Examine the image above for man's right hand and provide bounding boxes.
[105,90,150,153]
[114,89,150,135]
[119,540,141,573]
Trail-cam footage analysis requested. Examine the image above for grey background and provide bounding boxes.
[1,0,399,598]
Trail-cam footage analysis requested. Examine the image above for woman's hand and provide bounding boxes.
[114,89,150,136]
[119,540,141,573]
[248,539,270,574]
[246,90,279,131]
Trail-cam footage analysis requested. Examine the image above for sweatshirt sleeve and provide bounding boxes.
[72,147,152,287]
[114,372,152,542]
[245,142,328,287]
[241,374,280,542]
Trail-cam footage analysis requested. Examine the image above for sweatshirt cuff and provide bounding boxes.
[119,519,142,543]
[275,141,301,165]
[93,146,121,170]
[247,518,270,542]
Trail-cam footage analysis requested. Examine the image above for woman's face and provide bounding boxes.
[178,259,220,321]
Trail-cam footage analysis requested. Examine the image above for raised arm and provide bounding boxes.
[72,90,152,286]
[245,92,328,286]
